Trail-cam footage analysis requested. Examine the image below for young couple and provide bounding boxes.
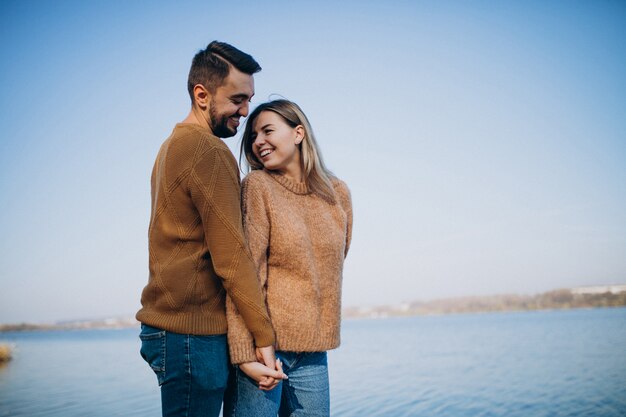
[136,41,352,417]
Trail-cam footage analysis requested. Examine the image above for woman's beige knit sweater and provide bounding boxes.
[227,169,353,364]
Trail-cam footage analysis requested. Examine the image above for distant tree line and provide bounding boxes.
[344,289,626,318]
[3,290,626,328]
[0,317,139,333]
[408,289,626,315]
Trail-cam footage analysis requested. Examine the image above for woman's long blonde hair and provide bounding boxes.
[240,99,336,203]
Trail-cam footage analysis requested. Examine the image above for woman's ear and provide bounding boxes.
[294,125,305,145]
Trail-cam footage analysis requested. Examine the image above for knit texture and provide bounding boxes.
[227,169,353,364]
[136,124,275,347]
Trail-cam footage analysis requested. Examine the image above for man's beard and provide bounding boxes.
[209,100,237,138]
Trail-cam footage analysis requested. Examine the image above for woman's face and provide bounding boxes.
[251,111,303,175]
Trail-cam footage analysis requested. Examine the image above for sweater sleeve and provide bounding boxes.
[226,173,271,364]
[336,180,353,258]
[189,148,274,348]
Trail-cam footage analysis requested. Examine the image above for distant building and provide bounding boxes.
[571,284,626,295]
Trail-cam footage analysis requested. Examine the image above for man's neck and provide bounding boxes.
[182,108,214,136]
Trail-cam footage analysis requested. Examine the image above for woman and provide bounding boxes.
[224,99,352,417]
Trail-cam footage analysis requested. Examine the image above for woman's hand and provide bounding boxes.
[239,359,288,391]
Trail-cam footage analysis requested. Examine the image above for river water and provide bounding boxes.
[1,307,624,416]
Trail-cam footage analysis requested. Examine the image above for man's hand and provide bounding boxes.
[239,359,287,391]
[256,345,276,367]
[254,345,284,390]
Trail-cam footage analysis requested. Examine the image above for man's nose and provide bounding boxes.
[239,102,249,117]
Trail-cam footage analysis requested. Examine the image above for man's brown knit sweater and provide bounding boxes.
[227,169,353,363]
[137,124,275,347]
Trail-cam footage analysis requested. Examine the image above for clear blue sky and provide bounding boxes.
[1,0,625,324]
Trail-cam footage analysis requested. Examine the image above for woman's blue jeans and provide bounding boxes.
[223,351,330,417]
[139,324,230,417]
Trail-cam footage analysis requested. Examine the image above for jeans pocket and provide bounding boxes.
[139,324,166,385]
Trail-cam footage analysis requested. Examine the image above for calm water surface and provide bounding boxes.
[0,308,625,416]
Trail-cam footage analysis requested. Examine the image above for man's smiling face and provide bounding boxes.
[209,66,255,138]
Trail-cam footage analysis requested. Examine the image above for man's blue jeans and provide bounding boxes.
[139,324,230,417]
[223,351,330,417]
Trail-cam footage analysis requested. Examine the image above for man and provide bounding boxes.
[137,41,284,417]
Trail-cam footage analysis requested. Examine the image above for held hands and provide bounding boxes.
[256,346,288,390]
[239,358,287,391]
[256,345,277,369]
[238,345,288,391]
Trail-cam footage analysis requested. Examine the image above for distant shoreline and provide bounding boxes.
[2,286,625,332]
[0,317,140,333]
[343,286,626,319]
[343,304,626,321]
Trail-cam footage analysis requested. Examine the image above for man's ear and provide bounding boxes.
[193,84,210,109]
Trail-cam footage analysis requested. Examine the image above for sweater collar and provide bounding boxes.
[175,123,217,138]
[265,170,310,195]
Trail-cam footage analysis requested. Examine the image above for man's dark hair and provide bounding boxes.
[187,41,261,103]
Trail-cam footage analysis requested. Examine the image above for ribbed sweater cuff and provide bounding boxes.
[229,341,257,364]
[250,325,276,348]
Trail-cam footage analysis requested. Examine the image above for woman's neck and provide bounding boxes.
[277,157,304,183]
